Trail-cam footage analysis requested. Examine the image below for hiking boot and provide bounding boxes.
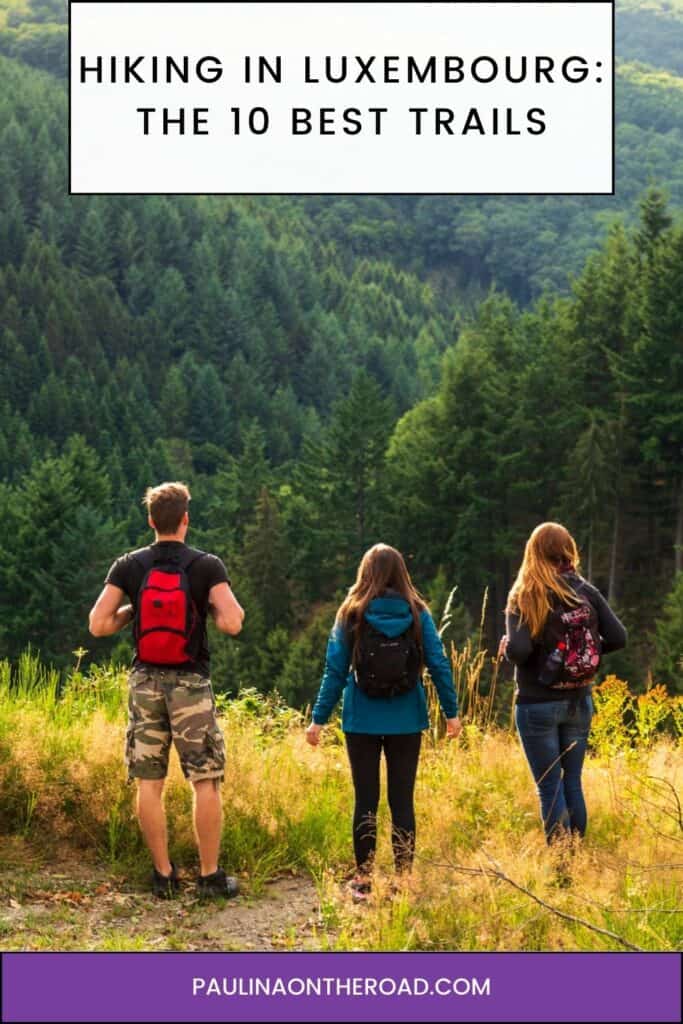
[197,867,240,900]
[152,862,179,899]
[348,873,372,904]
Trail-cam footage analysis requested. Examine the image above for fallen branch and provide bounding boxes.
[574,891,683,916]
[412,848,644,952]
[613,790,683,846]
[589,853,683,873]
[645,775,683,833]
[478,848,644,952]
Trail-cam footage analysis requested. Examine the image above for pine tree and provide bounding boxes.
[326,371,395,558]
[151,267,191,346]
[631,223,683,575]
[159,364,190,437]
[0,187,27,265]
[635,187,673,264]
[240,488,292,633]
[0,446,123,664]
[115,209,142,296]
[653,573,683,693]
[75,205,114,278]
[189,364,230,447]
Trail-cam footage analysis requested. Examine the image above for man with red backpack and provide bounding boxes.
[88,482,244,898]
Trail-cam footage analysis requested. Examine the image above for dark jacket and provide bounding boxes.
[505,572,627,703]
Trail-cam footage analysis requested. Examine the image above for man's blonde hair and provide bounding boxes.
[143,482,191,535]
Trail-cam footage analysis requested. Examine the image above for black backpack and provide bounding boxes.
[352,621,422,699]
[539,582,601,689]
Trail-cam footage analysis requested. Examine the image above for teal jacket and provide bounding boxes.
[311,595,458,734]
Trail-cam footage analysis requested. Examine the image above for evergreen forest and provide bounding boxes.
[0,0,682,701]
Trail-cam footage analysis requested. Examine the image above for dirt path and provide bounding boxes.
[0,851,326,952]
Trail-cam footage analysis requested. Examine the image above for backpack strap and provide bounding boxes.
[570,578,597,615]
[130,548,157,573]
[176,547,206,572]
[346,614,361,670]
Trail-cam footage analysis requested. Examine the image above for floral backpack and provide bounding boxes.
[540,582,601,689]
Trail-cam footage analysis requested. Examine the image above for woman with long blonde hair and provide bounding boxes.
[502,522,626,843]
[306,544,461,899]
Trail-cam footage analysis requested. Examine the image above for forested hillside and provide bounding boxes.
[0,0,681,700]
[618,0,683,74]
[3,0,683,300]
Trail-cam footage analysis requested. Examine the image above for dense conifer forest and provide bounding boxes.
[0,0,681,699]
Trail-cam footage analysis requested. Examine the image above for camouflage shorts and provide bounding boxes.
[125,666,226,784]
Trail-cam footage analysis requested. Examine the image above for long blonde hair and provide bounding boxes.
[337,544,427,667]
[507,523,582,637]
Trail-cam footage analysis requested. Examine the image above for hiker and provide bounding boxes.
[88,481,244,898]
[501,522,627,843]
[306,543,461,899]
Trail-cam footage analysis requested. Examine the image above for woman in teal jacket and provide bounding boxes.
[306,543,461,898]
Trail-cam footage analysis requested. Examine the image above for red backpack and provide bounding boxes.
[132,548,205,666]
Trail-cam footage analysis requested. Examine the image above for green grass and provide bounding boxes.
[0,654,681,952]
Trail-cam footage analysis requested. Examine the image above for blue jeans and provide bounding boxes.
[515,695,594,842]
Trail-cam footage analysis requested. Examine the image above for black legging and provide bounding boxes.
[345,732,422,872]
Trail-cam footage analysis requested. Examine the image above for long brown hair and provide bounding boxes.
[337,544,427,666]
[506,523,582,638]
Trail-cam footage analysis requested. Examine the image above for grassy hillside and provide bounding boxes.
[0,654,681,952]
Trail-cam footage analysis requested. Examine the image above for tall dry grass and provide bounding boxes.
[0,636,681,951]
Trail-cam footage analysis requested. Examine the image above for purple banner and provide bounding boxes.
[2,951,681,1023]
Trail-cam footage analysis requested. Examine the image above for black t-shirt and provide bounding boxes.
[104,541,230,677]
